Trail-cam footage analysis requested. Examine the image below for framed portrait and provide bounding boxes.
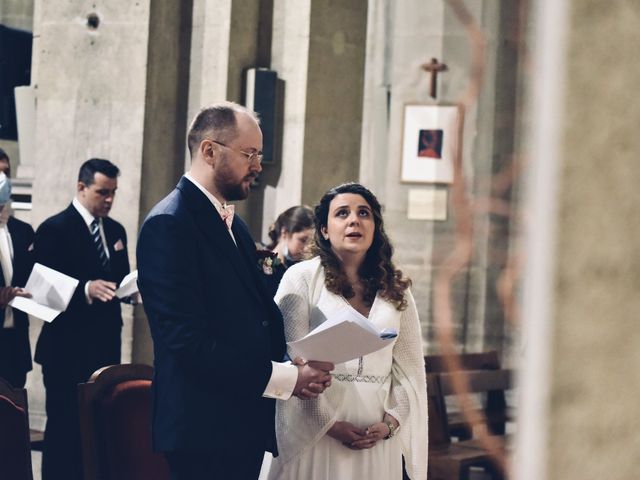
[400,104,462,184]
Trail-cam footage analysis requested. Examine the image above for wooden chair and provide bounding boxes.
[77,363,170,480]
[425,351,510,439]
[0,376,33,480]
[437,368,512,450]
[427,373,496,480]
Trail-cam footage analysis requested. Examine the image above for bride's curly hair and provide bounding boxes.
[313,182,411,311]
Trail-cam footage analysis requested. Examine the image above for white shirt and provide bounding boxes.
[72,197,110,304]
[183,174,298,400]
[0,209,15,329]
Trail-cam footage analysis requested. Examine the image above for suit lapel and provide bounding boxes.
[233,221,282,317]
[66,204,107,275]
[67,204,97,260]
[177,178,263,304]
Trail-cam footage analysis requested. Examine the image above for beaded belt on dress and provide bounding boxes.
[331,373,389,384]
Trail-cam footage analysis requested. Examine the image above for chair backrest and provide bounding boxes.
[0,376,33,480]
[426,373,452,448]
[78,364,170,480]
[425,350,501,373]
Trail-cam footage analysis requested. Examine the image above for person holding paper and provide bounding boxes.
[0,162,34,389]
[33,158,131,480]
[268,182,428,480]
[137,102,333,480]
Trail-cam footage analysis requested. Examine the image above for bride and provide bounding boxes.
[268,182,428,480]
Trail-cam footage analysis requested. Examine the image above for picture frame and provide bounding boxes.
[400,104,462,184]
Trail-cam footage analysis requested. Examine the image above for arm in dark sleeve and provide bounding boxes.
[33,220,91,310]
[137,213,272,397]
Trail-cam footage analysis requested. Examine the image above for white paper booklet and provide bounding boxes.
[288,307,397,364]
[115,270,138,298]
[10,263,80,323]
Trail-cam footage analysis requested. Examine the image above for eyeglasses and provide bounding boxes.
[210,140,263,165]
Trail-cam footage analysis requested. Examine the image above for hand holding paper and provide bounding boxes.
[115,270,138,299]
[0,286,31,308]
[10,263,79,322]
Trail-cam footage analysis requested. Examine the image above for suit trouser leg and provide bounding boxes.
[0,329,27,388]
[41,379,84,480]
[165,449,264,480]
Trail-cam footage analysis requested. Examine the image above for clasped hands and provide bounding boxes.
[327,414,399,450]
[292,357,334,400]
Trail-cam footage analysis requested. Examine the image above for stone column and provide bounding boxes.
[518,1,640,479]
[0,0,34,180]
[29,0,192,423]
[186,0,268,236]
[261,0,367,241]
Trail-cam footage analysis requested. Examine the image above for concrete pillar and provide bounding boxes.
[262,0,367,241]
[0,0,34,30]
[518,1,640,479]
[186,0,268,237]
[0,0,34,176]
[29,0,192,423]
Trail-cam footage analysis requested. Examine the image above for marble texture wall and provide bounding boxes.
[546,1,640,478]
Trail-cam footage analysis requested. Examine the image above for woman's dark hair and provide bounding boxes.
[313,182,411,311]
[266,205,314,250]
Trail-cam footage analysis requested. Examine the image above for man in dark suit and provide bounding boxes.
[34,158,131,480]
[137,102,333,479]
[0,153,34,388]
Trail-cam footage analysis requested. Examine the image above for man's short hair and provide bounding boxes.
[78,158,120,185]
[0,148,8,162]
[186,102,259,158]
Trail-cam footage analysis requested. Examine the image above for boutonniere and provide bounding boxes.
[256,249,282,275]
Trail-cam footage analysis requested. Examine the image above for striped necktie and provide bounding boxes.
[91,218,110,270]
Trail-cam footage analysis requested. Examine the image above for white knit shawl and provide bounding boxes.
[272,257,428,479]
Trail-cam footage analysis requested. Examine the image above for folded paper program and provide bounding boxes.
[287,307,397,364]
[115,269,138,298]
[10,263,79,322]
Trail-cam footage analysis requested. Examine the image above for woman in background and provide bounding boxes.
[268,183,428,480]
[260,205,314,297]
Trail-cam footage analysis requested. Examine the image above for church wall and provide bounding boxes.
[360,0,522,355]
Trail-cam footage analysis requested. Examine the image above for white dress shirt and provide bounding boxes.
[0,207,15,329]
[72,197,110,304]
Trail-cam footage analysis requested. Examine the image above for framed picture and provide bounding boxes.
[400,104,461,184]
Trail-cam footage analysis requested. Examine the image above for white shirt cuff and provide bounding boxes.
[262,361,298,400]
[84,281,93,304]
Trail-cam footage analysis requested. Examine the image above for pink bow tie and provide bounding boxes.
[219,204,235,229]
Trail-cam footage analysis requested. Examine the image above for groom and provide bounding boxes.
[137,102,333,479]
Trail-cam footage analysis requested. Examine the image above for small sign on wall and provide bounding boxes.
[407,188,448,221]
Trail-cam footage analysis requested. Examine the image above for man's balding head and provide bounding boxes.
[187,102,260,159]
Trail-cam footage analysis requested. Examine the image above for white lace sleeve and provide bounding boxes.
[386,289,424,423]
[271,259,347,472]
[386,289,429,480]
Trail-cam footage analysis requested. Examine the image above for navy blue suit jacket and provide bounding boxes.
[0,216,35,386]
[34,204,130,385]
[137,177,286,456]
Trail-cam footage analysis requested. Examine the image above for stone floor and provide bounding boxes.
[32,450,495,479]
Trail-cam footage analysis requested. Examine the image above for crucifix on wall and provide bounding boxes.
[421,58,448,99]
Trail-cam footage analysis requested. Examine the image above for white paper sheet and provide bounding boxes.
[115,270,138,298]
[288,307,397,364]
[10,263,79,322]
